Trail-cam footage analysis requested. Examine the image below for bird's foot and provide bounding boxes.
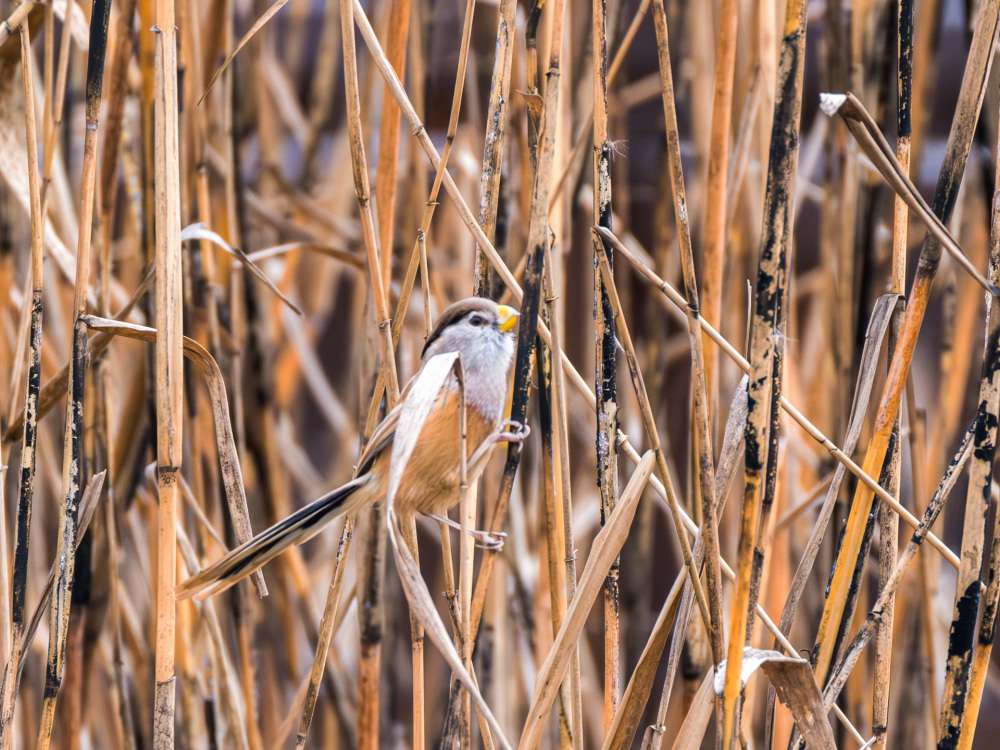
[427,513,507,550]
[495,420,530,449]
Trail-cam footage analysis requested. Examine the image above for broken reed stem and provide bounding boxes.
[1,13,46,746]
[591,0,621,731]
[811,0,1000,689]
[650,0,724,665]
[151,0,185,744]
[37,3,112,747]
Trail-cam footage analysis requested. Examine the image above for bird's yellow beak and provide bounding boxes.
[497,305,519,332]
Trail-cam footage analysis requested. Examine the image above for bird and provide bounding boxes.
[177,297,523,600]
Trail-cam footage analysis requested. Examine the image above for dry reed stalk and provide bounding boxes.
[150,0,184,742]
[649,0,724,668]
[642,386,748,750]
[339,0,403,744]
[473,0,517,295]
[720,0,808,743]
[811,0,1000,690]
[807,423,975,727]
[936,71,1000,750]
[295,520,353,749]
[0,12,45,747]
[373,0,409,295]
[701,0,738,431]
[590,0,621,732]
[35,3,111,747]
[521,1,585,744]
[872,3,913,747]
[762,293,898,745]
[519,451,656,748]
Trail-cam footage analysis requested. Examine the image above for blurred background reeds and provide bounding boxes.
[2,0,1000,747]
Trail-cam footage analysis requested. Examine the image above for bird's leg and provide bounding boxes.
[428,513,507,550]
[465,420,531,470]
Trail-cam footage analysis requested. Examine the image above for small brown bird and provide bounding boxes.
[178,297,522,599]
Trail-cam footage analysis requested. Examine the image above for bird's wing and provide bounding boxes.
[354,396,402,477]
[354,372,425,476]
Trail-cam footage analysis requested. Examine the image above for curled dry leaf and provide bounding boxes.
[715,647,835,750]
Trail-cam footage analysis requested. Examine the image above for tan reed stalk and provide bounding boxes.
[808,423,975,723]
[150,0,184,743]
[373,0,409,295]
[295,521,353,749]
[722,0,808,743]
[340,0,403,745]
[39,0,74,209]
[35,4,112,747]
[518,0,582,743]
[701,0,738,432]
[937,71,1000,750]
[872,3,913,747]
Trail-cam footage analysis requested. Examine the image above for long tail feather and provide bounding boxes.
[178,475,373,600]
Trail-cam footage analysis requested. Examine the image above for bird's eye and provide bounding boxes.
[469,314,487,327]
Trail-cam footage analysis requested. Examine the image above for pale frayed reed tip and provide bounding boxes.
[819,93,847,117]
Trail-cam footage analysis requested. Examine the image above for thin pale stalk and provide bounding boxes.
[593,239,713,644]
[296,521,354,749]
[649,0,724,666]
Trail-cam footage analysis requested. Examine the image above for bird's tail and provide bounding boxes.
[177,475,374,600]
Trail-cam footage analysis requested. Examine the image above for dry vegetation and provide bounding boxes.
[4,0,1000,747]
